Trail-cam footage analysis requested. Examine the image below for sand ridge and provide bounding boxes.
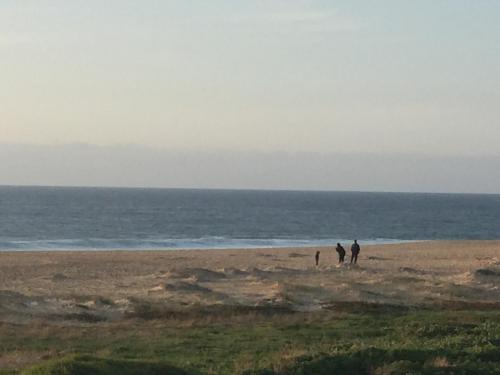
[1,241,500,323]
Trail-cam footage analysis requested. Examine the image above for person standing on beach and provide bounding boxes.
[350,240,360,264]
[335,243,346,264]
[315,251,320,267]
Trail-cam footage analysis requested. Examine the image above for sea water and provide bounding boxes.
[0,186,499,250]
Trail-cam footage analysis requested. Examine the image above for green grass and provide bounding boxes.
[22,356,188,375]
[1,306,500,374]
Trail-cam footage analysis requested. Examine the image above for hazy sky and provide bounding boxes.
[2,0,499,156]
[2,144,500,193]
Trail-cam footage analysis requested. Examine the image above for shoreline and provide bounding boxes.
[0,239,425,252]
[0,239,498,253]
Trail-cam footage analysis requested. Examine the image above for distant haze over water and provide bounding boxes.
[0,186,498,251]
[1,144,500,194]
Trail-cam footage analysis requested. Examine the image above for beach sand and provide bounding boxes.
[1,241,500,324]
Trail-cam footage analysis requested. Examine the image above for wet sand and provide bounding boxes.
[1,241,500,323]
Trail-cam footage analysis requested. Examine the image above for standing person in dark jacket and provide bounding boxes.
[351,240,360,264]
[315,251,320,267]
[335,243,346,264]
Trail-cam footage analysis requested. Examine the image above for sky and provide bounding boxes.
[1,1,500,192]
[2,144,500,194]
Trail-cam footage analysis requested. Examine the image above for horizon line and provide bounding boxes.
[1,184,499,197]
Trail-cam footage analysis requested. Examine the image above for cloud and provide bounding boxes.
[263,10,360,32]
[227,3,361,34]
[0,32,43,46]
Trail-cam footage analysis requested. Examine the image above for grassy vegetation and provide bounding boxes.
[1,305,500,374]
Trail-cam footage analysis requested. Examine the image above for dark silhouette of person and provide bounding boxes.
[335,243,346,264]
[351,240,360,264]
[315,251,320,266]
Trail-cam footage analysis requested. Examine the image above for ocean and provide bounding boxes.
[0,186,499,251]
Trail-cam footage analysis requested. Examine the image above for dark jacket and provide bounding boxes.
[336,245,346,256]
[351,243,360,254]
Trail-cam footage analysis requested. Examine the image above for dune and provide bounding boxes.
[1,240,500,323]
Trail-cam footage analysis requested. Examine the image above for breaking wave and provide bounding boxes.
[0,237,411,251]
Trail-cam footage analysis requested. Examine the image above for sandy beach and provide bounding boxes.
[1,240,499,325]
